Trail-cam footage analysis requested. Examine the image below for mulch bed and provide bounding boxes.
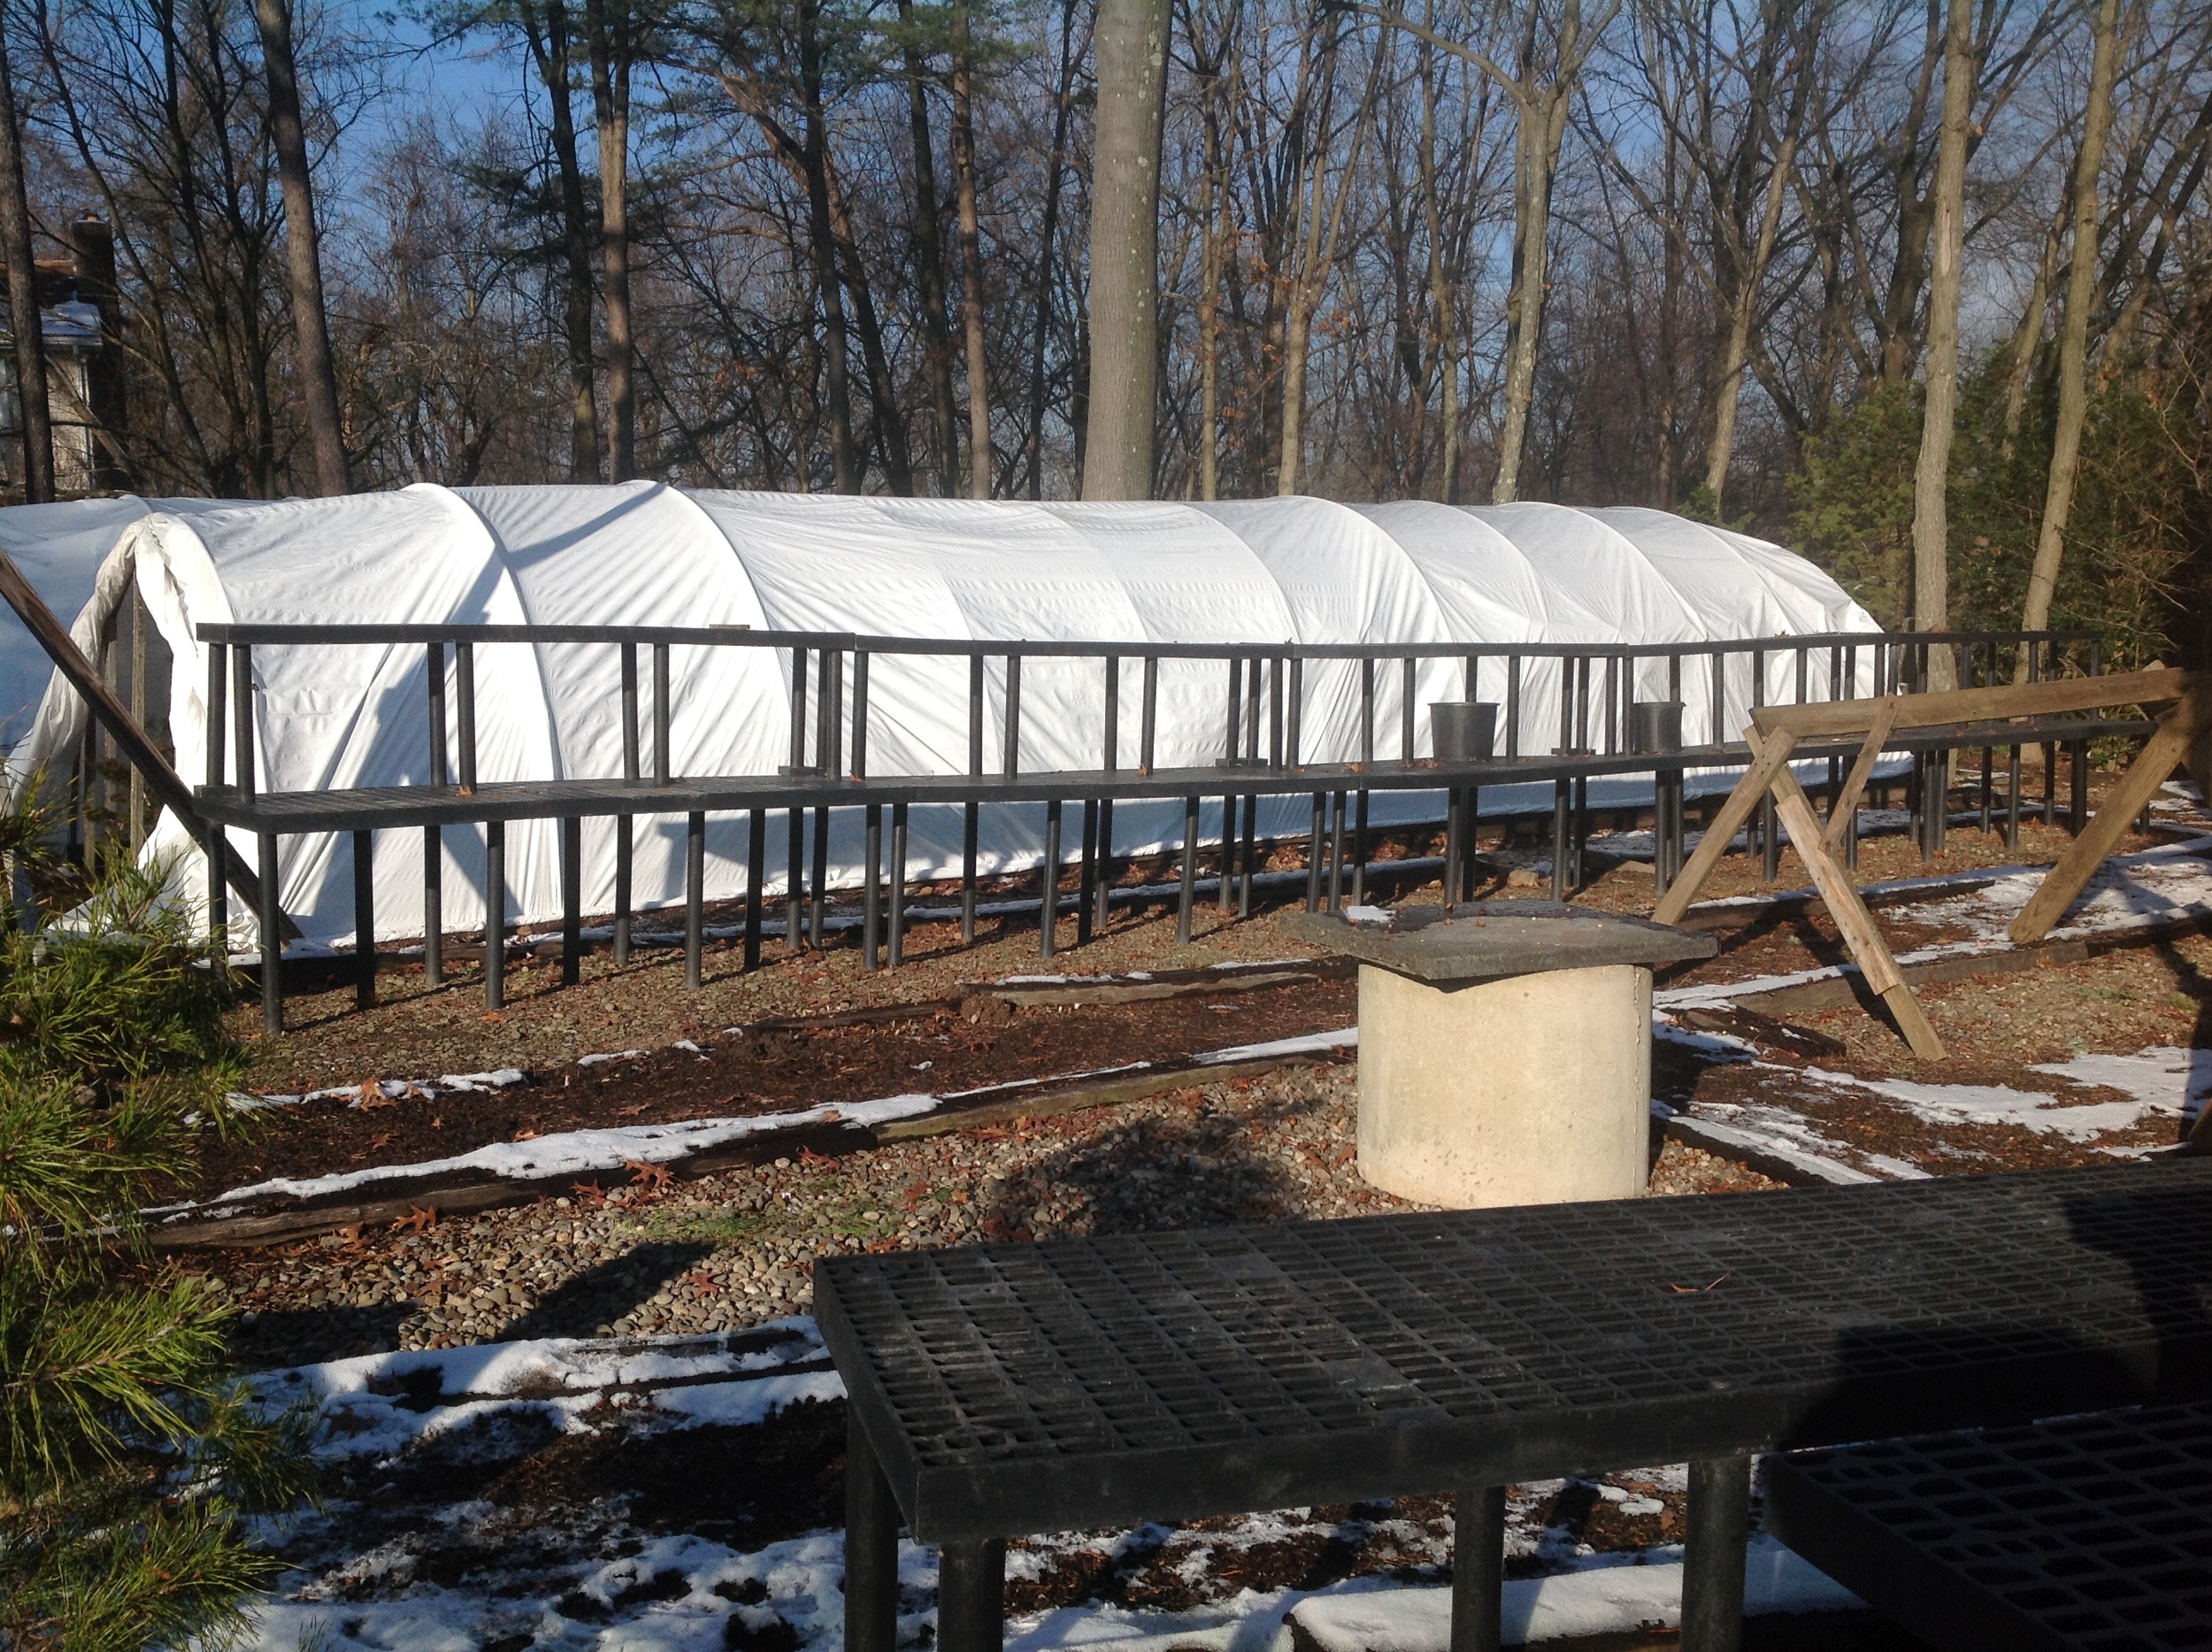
[190,978,1358,1202]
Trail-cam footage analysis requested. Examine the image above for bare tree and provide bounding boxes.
[583,0,640,479]
[1374,0,1617,502]
[1084,0,1170,498]
[950,0,990,494]
[256,0,349,492]
[1908,0,1973,674]
[0,22,52,501]
[2019,0,2122,643]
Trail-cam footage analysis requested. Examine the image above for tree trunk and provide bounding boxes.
[1701,134,1797,514]
[0,26,52,503]
[530,0,603,482]
[1025,0,1081,498]
[2000,206,2060,454]
[1907,0,1974,688]
[1197,157,1221,500]
[2019,0,2121,646]
[950,0,990,497]
[1492,85,1559,503]
[1417,34,1457,504]
[1081,0,1169,500]
[797,0,856,490]
[899,0,959,493]
[584,0,635,480]
[826,158,915,493]
[255,0,348,494]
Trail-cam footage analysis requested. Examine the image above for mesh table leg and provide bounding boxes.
[1681,1455,1751,1652]
[1449,1486,1504,1652]
[937,1538,1005,1652]
[845,1413,900,1652]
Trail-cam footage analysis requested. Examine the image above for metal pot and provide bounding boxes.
[1431,701,1499,761]
[1629,700,1685,755]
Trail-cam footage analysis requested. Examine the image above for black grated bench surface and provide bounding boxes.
[1765,1400,2212,1651]
[814,1160,2212,1542]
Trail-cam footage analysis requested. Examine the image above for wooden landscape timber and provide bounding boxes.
[1654,666,2209,1058]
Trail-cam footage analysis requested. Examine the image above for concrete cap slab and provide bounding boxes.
[1279,901,1718,983]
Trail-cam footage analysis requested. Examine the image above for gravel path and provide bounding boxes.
[201,1063,1778,1370]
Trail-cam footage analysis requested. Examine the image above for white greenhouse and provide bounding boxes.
[0,485,1879,951]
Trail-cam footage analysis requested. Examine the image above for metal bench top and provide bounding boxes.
[1765,1400,2212,1650]
[817,1160,2212,1547]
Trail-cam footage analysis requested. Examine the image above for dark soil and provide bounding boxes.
[193,976,1358,1199]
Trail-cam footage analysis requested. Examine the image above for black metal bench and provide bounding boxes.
[1765,1399,2212,1650]
[815,1160,2212,1652]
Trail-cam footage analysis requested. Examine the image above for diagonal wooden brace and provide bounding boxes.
[1652,728,1801,926]
[1766,741,1946,1061]
[1822,696,1900,857]
[2008,686,2210,944]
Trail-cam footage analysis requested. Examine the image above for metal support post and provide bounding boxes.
[484,821,505,1009]
[1178,796,1199,944]
[1077,797,1098,946]
[423,826,442,983]
[1681,1456,1751,1652]
[258,831,282,1036]
[560,816,581,986]
[864,803,883,970]
[744,809,765,970]
[353,829,375,1010]
[937,1541,1006,1652]
[686,811,706,988]
[888,802,908,967]
[844,1414,901,1652]
[1041,799,1061,960]
[1449,1486,1505,1652]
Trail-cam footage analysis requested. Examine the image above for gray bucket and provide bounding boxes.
[1431,701,1499,761]
[1629,700,1685,755]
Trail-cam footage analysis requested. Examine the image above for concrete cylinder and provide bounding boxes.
[1356,961,1651,1208]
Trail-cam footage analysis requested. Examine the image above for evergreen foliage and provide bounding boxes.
[0,809,318,1652]
[1789,350,2200,669]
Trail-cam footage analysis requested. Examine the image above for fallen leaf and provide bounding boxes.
[395,1205,439,1233]
[571,1180,609,1208]
[480,1011,507,1026]
[798,1146,837,1168]
[615,1103,648,1118]
[356,1080,396,1110]
[622,1159,674,1195]
[512,1127,540,1141]
[369,1131,396,1149]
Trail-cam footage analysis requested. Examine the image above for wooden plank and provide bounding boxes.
[1822,697,1901,856]
[1754,667,2189,740]
[1768,746,1947,1059]
[2008,690,2206,944]
[1652,728,1801,926]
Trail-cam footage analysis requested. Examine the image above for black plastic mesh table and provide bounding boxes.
[1765,1401,2212,1651]
[817,1161,2212,1652]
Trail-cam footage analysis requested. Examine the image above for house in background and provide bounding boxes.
[0,214,128,498]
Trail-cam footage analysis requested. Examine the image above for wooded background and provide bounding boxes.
[0,0,2206,665]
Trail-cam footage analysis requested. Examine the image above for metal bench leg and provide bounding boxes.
[1450,1485,1504,1652]
[864,803,883,970]
[686,811,706,988]
[1177,796,1199,944]
[559,816,581,987]
[258,830,283,1035]
[938,1538,1005,1652]
[354,828,375,1010]
[423,824,442,983]
[1041,799,1061,960]
[484,821,505,1010]
[888,803,908,968]
[1682,1454,1751,1652]
[845,1413,900,1652]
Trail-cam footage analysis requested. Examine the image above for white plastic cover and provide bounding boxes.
[0,486,1878,950]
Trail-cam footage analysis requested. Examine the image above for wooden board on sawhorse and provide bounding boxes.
[1651,666,2205,1062]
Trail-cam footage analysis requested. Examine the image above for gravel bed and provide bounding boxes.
[197,1063,1781,1370]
